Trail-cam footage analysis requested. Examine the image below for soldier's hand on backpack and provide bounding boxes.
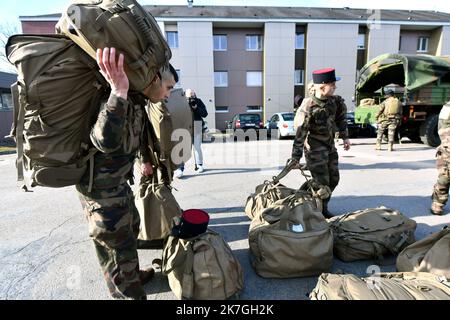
[141,162,153,177]
[343,139,351,151]
[96,47,129,100]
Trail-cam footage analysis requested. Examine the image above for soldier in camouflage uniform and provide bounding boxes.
[431,101,450,215]
[76,47,177,299]
[291,68,351,218]
[375,90,403,151]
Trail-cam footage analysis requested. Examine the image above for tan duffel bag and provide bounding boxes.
[56,0,171,92]
[397,227,450,278]
[328,206,417,262]
[135,176,182,244]
[244,181,297,220]
[162,229,244,300]
[245,160,329,220]
[248,193,333,278]
[310,272,450,300]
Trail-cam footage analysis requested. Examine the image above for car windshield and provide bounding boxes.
[239,114,261,122]
[282,113,294,121]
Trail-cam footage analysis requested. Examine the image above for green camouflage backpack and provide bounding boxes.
[6,35,107,189]
[56,0,171,92]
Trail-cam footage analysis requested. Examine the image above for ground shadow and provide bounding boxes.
[339,159,435,171]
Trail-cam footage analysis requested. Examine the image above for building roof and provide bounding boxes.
[19,6,450,23]
[0,72,17,89]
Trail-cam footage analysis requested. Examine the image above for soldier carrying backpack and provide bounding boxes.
[375,90,403,151]
[7,0,176,300]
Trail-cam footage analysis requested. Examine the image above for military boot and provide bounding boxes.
[388,143,394,151]
[430,202,444,216]
[375,141,381,150]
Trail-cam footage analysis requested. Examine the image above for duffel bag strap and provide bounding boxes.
[13,82,25,185]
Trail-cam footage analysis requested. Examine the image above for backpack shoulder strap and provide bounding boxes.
[12,82,25,185]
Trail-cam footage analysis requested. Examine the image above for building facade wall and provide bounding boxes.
[177,21,216,130]
[21,21,55,34]
[213,28,263,131]
[399,30,432,54]
[436,26,450,56]
[263,22,296,122]
[306,23,359,110]
[367,24,400,61]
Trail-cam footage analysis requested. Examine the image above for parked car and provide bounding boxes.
[265,112,296,139]
[226,114,264,132]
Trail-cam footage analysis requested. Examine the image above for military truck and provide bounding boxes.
[355,53,450,147]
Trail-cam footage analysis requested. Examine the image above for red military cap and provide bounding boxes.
[312,68,341,84]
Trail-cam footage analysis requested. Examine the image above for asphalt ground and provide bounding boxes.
[1,136,449,300]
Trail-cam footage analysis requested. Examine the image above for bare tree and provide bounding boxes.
[0,22,19,73]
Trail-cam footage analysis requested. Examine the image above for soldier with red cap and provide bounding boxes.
[291,68,351,218]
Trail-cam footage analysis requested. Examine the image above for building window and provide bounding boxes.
[417,37,429,52]
[1,93,13,110]
[214,71,228,87]
[295,33,305,49]
[246,35,263,51]
[174,69,181,88]
[357,33,365,50]
[246,71,263,87]
[399,36,402,51]
[213,35,227,51]
[294,70,304,86]
[215,106,229,113]
[166,31,179,49]
[247,106,262,113]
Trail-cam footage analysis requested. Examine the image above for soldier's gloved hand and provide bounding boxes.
[343,139,351,151]
[97,47,129,100]
[141,162,153,177]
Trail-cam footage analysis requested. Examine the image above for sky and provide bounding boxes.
[1,0,450,72]
[1,0,450,24]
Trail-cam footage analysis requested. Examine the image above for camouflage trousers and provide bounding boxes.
[305,149,340,209]
[432,147,450,206]
[376,119,400,144]
[76,183,146,300]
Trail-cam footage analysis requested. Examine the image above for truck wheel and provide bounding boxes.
[420,114,440,147]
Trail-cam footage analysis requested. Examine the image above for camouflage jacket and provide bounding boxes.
[292,95,349,160]
[375,97,402,122]
[79,93,150,189]
[438,101,450,148]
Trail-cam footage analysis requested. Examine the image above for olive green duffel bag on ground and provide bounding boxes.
[248,192,333,278]
[162,229,244,300]
[397,226,450,278]
[310,272,450,300]
[328,206,417,262]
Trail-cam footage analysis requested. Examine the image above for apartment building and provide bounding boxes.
[19,5,450,131]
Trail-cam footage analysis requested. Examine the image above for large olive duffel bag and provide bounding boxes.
[328,206,417,262]
[310,272,450,300]
[396,227,450,278]
[248,192,333,278]
[162,229,244,300]
[245,160,330,220]
[56,0,171,92]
